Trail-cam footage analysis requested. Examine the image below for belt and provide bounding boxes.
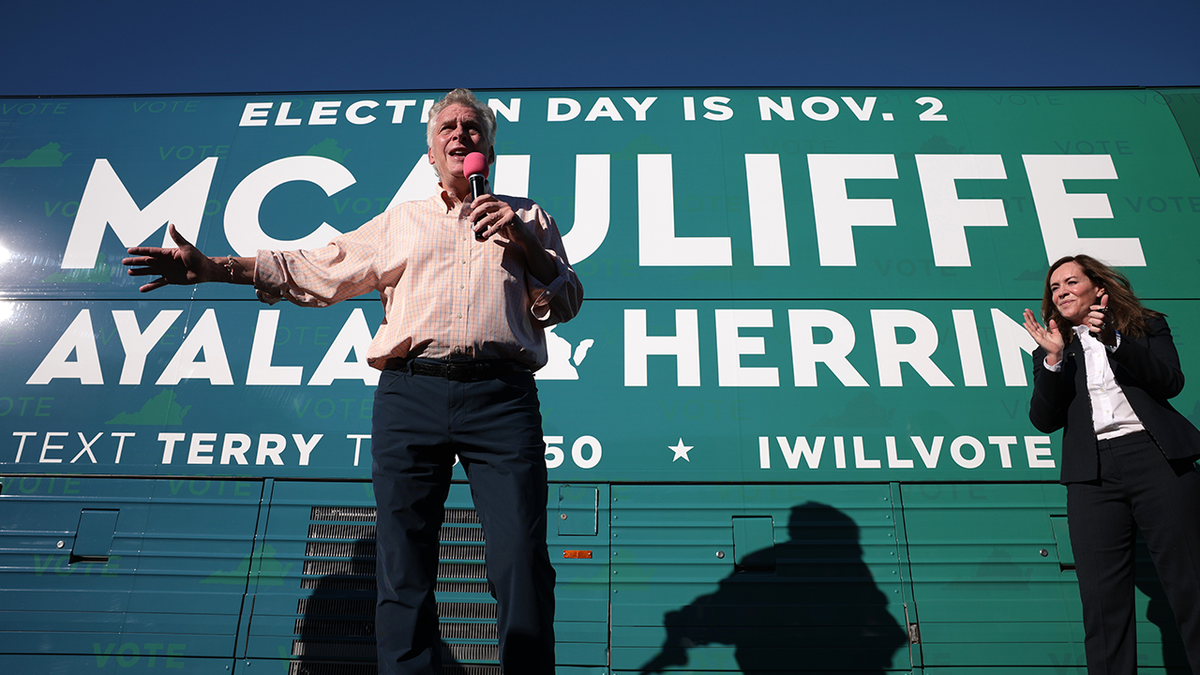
[1096,430,1151,450]
[383,358,530,382]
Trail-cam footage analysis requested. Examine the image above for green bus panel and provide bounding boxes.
[608,484,912,673]
[0,476,261,660]
[0,654,242,674]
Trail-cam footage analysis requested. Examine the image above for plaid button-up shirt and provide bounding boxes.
[253,191,582,371]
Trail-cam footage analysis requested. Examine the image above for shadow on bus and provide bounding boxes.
[291,537,469,675]
[639,501,907,674]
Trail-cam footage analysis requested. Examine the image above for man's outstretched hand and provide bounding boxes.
[122,224,221,292]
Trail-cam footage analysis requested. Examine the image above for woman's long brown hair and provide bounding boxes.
[1041,254,1162,344]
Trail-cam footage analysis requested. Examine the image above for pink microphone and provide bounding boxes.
[464,152,489,201]
[464,152,490,240]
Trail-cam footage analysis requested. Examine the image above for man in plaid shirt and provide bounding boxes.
[125,88,583,675]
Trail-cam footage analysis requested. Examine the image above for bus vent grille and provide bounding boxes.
[434,580,491,594]
[293,505,500,668]
[438,544,486,561]
[287,665,500,675]
[312,507,377,521]
[301,577,374,591]
[297,598,374,616]
[440,526,485,543]
[287,662,378,675]
[445,642,500,662]
[308,523,376,540]
[442,508,481,524]
[304,541,484,562]
[437,562,488,580]
[440,602,497,619]
[291,640,375,659]
[304,558,375,577]
[295,618,375,638]
[440,622,499,640]
[305,541,375,558]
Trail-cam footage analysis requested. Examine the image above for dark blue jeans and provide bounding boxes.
[371,366,556,675]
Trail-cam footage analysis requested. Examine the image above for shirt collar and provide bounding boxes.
[1073,324,1104,350]
[436,188,462,213]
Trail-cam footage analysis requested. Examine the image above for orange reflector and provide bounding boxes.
[562,550,593,559]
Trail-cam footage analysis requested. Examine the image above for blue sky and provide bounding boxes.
[2,0,1198,96]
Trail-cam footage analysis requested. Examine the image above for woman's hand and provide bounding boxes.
[1085,294,1116,346]
[1023,308,1064,366]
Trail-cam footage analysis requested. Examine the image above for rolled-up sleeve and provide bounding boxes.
[252,219,384,307]
[525,209,584,326]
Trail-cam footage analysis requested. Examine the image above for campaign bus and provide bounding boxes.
[2,86,1200,674]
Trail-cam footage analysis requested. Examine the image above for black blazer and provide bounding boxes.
[1030,316,1200,483]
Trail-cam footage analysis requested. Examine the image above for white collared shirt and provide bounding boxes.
[1044,325,1144,439]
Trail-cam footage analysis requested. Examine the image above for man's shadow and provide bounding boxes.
[291,537,470,674]
[640,501,908,674]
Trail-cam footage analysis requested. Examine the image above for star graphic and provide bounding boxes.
[669,438,693,462]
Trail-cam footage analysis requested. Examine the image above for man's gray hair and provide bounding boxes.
[426,88,497,149]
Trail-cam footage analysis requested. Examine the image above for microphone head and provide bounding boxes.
[464,152,489,178]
